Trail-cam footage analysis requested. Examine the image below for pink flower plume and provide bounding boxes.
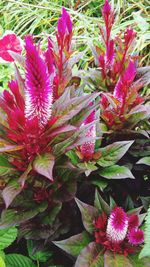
[113,60,136,103]
[25,36,53,128]
[106,207,128,243]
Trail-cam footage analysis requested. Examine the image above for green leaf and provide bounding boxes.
[27,240,52,262]
[97,141,134,167]
[141,197,150,211]
[77,162,98,176]
[137,157,150,166]
[0,156,15,176]
[5,254,36,267]
[92,179,108,191]
[104,251,133,267]
[75,242,104,267]
[99,165,135,179]
[129,254,150,267]
[2,181,22,208]
[0,227,17,250]
[0,256,5,267]
[75,198,99,234]
[66,150,79,165]
[33,153,55,181]
[53,231,91,257]
[94,189,110,214]
[139,206,150,259]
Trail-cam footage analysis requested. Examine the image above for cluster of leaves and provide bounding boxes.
[0,0,149,266]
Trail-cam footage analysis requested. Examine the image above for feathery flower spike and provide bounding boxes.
[25,36,53,128]
[106,207,128,243]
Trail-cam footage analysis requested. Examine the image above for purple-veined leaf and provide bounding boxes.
[18,163,32,187]
[99,165,135,179]
[52,121,98,156]
[14,64,25,94]
[136,157,150,166]
[53,231,91,257]
[2,180,22,208]
[0,145,24,153]
[97,140,134,167]
[0,202,48,228]
[52,92,100,129]
[75,242,104,267]
[68,51,86,68]
[75,198,99,234]
[33,153,55,181]
[104,251,133,267]
[54,179,77,202]
[128,105,150,126]
[48,124,76,138]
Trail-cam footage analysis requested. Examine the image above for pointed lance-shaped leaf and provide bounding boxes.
[104,251,132,267]
[53,231,91,257]
[25,36,53,128]
[33,153,55,181]
[75,198,99,234]
[75,242,104,267]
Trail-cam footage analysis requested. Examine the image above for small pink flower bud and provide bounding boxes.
[128,228,144,245]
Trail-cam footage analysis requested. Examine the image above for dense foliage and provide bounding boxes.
[0,0,149,266]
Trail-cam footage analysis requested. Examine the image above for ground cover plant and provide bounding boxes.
[0,0,150,266]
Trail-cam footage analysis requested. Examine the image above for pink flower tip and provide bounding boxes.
[102,0,111,16]
[124,28,136,47]
[62,7,72,33]
[0,31,23,62]
[122,60,136,84]
[128,228,144,245]
[106,207,128,243]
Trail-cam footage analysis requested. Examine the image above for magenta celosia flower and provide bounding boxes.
[0,31,22,62]
[45,38,55,76]
[128,214,139,230]
[94,206,144,255]
[106,207,128,243]
[79,110,96,160]
[128,228,144,245]
[62,7,72,33]
[124,27,136,48]
[113,60,136,104]
[25,36,53,128]
[102,0,111,16]
[57,7,72,51]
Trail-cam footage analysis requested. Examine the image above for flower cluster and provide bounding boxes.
[96,0,147,129]
[94,207,144,255]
